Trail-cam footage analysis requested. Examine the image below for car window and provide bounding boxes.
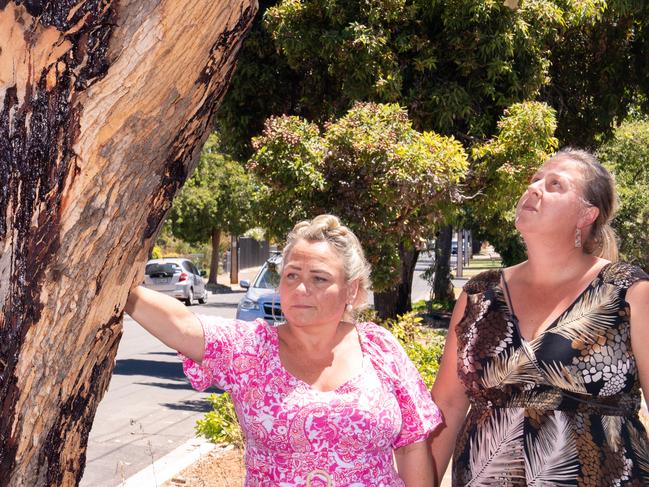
[181,261,193,273]
[145,263,179,276]
[190,263,200,275]
[253,265,280,289]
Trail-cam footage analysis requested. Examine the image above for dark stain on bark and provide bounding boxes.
[42,323,121,486]
[142,4,257,242]
[197,5,255,85]
[0,1,116,483]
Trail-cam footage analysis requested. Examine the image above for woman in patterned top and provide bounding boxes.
[430,148,649,486]
[126,214,442,486]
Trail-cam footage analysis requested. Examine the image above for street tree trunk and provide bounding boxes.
[209,228,221,285]
[433,225,455,302]
[0,1,257,485]
[230,234,239,284]
[373,242,420,320]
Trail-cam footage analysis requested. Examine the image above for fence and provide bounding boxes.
[223,238,272,272]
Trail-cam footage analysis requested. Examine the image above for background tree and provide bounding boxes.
[541,1,649,147]
[250,102,468,318]
[0,1,256,484]
[216,0,649,301]
[229,0,561,302]
[468,101,559,265]
[168,133,256,285]
[597,118,649,270]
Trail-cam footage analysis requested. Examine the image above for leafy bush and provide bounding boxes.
[195,392,243,447]
[597,119,649,271]
[383,311,446,389]
[411,298,455,314]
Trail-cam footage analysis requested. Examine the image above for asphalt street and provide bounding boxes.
[81,254,461,486]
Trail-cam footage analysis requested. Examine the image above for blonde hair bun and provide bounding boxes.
[282,215,372,314]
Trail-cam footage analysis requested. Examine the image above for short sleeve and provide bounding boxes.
[463,269,501,295]
[361,323,443,449]
[180,316,267,392]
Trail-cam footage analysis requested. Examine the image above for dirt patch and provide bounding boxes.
[164,446,245,487]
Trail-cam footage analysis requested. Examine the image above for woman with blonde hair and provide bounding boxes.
[430,148,649,485]
[126,214,441,486]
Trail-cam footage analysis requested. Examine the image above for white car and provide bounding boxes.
[143,258,209,305]
[236,254,283,323]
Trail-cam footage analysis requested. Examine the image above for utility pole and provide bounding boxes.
[456,230,464,278]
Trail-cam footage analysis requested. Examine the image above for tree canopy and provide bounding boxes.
[168,134,256,282]
[250,102,468,314]
[214,0,649,304]
[468,101,559,265]
[597,118,649,270]
[169,134,255,243]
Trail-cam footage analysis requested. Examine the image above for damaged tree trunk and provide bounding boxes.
[0,1,257,485]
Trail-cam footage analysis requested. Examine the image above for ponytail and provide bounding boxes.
[589,224,619,262]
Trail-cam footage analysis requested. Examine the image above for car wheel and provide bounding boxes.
[185,288,194,306]
[198,289,208,304]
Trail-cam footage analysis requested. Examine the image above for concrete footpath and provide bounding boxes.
[81,268,260,487]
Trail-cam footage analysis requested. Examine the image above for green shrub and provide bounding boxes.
[195,392,243,447]
[384,311,446,389]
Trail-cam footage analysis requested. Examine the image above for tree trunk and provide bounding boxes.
[0,1,257,485]
[433,225,455,301]
[374,287,399,321]
[396,243,419,314]
[374,242,419,320]
[472,237,482,255]
[230,234,239,284]
[209,228,221,285]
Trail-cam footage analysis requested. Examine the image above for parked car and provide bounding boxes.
[236,254,283,324]
[143,258,209,306]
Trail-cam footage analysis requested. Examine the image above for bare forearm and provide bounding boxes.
[429,400,467,485]
[395,440,434,486]
[125,286,204,361]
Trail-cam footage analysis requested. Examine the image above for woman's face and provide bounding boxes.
[279,239,356,329]
[515,157,594,238]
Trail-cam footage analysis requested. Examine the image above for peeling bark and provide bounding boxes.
[0,1,257,485]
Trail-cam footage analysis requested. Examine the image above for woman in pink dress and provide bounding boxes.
[126,214,442,486]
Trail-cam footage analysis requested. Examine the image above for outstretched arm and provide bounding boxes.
[125,286,205,363]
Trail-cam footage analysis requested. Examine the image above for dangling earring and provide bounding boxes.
[574,228,582,248]
[345,303,353,313]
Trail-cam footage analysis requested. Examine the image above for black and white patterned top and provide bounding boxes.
[452,262,649,486]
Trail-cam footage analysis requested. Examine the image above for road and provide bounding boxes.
[81,255,459,486]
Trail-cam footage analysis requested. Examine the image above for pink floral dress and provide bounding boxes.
[182,317,442,486]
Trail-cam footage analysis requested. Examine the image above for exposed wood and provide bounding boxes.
[0,1,257,485]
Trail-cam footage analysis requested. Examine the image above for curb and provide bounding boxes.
[119,437,217,487]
